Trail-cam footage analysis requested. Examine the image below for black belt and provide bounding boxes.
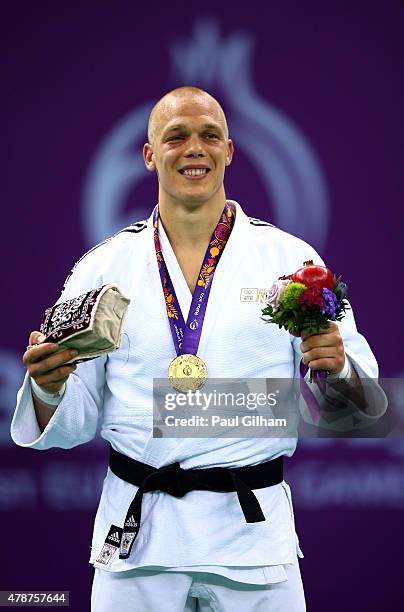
[108,444,284,560]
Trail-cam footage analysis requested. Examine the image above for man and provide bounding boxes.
[11,87,386,611]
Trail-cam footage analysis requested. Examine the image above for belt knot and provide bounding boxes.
[156,462,200,498]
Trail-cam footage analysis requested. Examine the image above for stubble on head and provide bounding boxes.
[147,86,229,146]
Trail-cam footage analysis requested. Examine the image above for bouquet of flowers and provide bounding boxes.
[262,260,349,336]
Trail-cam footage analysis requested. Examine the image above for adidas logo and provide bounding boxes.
[108,531,121,544]
[125,515,138,528]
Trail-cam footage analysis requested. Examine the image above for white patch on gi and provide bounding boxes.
[240,288,269,303]
[96,543,118,565]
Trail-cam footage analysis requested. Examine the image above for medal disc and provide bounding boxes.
[168,354,208,392]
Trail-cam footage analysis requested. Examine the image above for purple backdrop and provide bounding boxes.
[2,2,404,610]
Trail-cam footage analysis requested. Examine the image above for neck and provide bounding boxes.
[158,193,227,250]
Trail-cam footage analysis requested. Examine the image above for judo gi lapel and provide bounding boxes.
[145,201,249,360]
[157,220,193,322]
[195,200,249,360]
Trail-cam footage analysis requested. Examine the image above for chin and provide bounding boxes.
[177,191,213,205]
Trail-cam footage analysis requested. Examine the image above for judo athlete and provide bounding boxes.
[11,87,386,611]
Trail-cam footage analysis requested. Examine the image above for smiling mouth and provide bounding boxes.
[179,168,210,177]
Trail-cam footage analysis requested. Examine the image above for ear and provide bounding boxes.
[143,143,156,172]
[225,139,234,166]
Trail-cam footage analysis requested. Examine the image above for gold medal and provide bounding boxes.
[168,354,208,392]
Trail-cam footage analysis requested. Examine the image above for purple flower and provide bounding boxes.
[267,279,290,310]
[321,288,338,319]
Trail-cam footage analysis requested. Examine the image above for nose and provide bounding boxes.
[184,134,206,158]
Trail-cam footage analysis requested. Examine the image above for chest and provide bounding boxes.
[175,248,206,294]
[108,245,295,380]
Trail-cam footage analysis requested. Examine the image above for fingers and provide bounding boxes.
[25,346,79,374]
[301,347,345,372]
[24,342,60,366]
[300,334,339,353]
[23,328,81,396]
[23,331,80,393]
[300,322,345,373]
[27,349,78,393]
[34,364,77,389]
[28,331,46,347]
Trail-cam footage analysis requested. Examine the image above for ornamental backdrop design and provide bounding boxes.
[82,19,329,251]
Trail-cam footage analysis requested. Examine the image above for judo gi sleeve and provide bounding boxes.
[290,248,387,432]
[11,249,108,450]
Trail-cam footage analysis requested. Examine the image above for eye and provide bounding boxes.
[205,133,219,139]
[166,135,184,142]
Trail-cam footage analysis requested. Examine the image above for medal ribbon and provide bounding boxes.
[299,362,328,425]
[153,202,235,357]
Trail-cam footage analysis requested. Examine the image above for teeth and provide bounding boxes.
[183,168,207,176]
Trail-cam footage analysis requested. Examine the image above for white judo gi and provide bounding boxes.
[11,201,386,611]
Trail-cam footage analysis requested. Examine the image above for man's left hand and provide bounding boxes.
[300,322,345,374]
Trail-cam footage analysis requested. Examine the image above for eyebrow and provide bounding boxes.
[162,123,224,135]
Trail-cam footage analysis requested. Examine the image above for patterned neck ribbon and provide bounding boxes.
[153,202,236,357]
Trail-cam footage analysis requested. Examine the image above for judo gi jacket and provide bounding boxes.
[11,201,386,576]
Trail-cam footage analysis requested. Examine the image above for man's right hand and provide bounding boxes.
[23,331,78,394]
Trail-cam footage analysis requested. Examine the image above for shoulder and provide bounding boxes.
[246,214,325,265]
[61,218,148,294]
[70,218,147,270]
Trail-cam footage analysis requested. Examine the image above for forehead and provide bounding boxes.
[154,95,226,135]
